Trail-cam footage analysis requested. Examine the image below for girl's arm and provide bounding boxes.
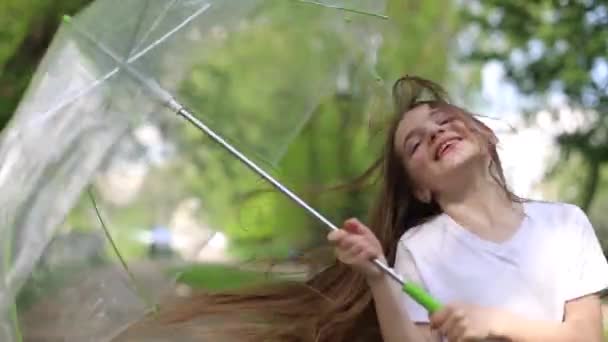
[368,275,439,342]
[430,294,604,342]
[490,294,603,342]
[327,219,438,342]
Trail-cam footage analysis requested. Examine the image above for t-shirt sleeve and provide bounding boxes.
[563,205,608,301]
[393,240,430,323]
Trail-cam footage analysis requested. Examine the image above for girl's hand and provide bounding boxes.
[430,303,504,341]
[327,218,385,281]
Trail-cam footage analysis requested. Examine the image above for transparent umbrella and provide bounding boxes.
[0,1,439,341]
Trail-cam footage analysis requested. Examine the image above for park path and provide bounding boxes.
[20,259,310,341]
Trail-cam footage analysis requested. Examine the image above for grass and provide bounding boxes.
[168,263,283,292]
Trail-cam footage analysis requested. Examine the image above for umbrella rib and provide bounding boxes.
[125,0,154,59]
[128,3,211,62]
[28,4,211,130]
[86,188,158,312]
[292,0,389,19]
[130,0,180,58]
[27,68,120,129]
[120,0,150,59]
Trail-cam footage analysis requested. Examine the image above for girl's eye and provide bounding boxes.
[439,117,452,125]
[410,142,420,154]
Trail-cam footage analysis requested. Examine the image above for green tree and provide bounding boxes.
[539,151,608,247]
[0,0,93,129]
[461,0,608,211]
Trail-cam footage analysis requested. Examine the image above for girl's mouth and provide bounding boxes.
[435,138,461,160]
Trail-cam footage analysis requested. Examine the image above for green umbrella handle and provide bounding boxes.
[402,282,443,314]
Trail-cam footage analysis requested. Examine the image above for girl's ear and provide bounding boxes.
[414,188,432,203]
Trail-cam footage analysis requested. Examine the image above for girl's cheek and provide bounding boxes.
[410,151,424,164]
[409,154,428,176]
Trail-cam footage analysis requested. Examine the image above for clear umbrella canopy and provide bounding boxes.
[0,0,393,341]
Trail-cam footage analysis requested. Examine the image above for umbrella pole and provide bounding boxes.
[62,15,442,313]
[174,107,440,313]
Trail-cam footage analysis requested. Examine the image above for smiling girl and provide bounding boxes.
[328,76,608,341]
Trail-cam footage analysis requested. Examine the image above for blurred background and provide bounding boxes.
[0,0,607,340]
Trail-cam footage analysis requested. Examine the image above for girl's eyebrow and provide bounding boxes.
[429,108,442,117]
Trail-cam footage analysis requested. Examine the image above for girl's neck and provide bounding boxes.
[435,171,524,243]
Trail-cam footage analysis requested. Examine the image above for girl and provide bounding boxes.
[128,76,608,342]
[327,76,608,341]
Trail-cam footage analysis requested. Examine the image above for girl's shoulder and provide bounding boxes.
[397,200,590,245]
[523,200,597,243]
[398,214,446,246]
[523,199,587,224]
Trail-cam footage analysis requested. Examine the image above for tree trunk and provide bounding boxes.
[581,157,601,212]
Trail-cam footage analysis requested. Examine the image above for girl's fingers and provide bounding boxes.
[339,243,363,261]
[334,249,346,261]
[348,244,364,256]
[447,320,465,342]
[338,234,367,250]
[329,224,381,265]
[430,306,451,329]
[336,250,359,264]
[328,231,355,250]
[344,218,371,236]
[362,249,378,260]
[330,220,376,245]
[328,228,363,245]
[327,229,346,243]
[455,320,469,342]
[442,308,466,342]
[343,218,363,233]
[335,240,375,263]
[353,248,374,263]
[346,240,379,260]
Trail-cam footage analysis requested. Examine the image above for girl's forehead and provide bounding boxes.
[402,104,437,125]
[393,104,436,152]
[398,102,459,131]
[395,105,435,137]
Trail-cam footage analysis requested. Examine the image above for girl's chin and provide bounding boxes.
[435,151,479,171]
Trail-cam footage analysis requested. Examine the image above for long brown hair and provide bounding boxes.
[117,76,521,341]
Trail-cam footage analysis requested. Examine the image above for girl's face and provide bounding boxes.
[393,103,491,200]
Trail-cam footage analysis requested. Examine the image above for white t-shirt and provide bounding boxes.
[395,200,608,324]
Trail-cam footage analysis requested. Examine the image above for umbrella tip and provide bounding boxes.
[62,14,72,23]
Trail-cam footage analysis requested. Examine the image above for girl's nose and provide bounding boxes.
[429,127,445,143]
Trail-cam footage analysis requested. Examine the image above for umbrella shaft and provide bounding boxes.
[175,107,405,286]
[176,108,339,231]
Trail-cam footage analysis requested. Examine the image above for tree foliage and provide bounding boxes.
[461,0,608,210]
